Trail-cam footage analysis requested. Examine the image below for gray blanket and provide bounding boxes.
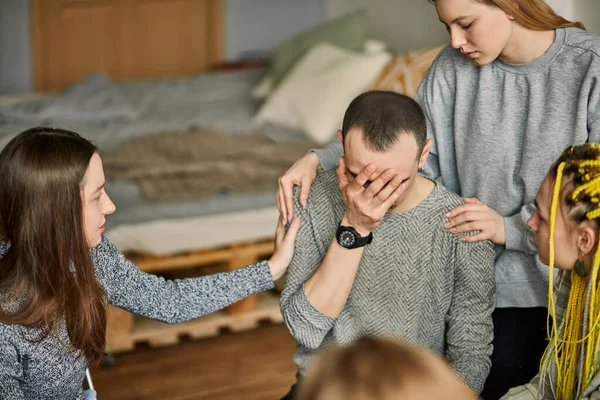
[102,127,315,200]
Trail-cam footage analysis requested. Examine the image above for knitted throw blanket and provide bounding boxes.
[102,127,315,200]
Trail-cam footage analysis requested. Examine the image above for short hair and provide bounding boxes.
[297,336,476,400]
[341,90,427,154]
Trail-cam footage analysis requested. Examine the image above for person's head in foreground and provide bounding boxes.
[296,336,479,400]
[527,143,600,398]
[0,126,116,364]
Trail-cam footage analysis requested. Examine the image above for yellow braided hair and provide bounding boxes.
[541,143,600,399]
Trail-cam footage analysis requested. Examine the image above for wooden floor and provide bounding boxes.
[90,323,297,400]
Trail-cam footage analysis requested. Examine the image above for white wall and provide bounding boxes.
[226,0,326,60]
[327,0,448,53]
[571,0,600,34]
[545,0,574,18]
[0,0,33,94]
[0,0,328,94]
[508,0,600,34]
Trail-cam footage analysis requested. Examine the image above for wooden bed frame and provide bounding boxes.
[31,0,224,91]
[106,238,282,353]
[29,0,280,353]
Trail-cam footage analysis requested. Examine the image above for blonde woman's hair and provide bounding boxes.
[297,336,478,400]
[429,0,585,30]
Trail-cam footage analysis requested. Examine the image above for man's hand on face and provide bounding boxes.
[336,157,407,235]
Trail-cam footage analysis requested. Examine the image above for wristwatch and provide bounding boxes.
[336,225,373,249]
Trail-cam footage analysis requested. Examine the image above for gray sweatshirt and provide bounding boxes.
[0,237,273,399]
[280,171,495,394]
[315,27,600,308]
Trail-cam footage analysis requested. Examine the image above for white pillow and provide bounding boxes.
[250,74,275,100]
[251,39,388,101]
[364,39,388,54]
[254,42,391,144]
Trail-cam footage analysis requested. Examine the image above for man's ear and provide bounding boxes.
[337,129,343,143]
[418,139,432,170]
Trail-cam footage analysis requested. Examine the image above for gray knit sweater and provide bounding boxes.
[280,171,496,394]
[0,237,273,399]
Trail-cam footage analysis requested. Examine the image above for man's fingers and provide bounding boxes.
[350,163,376,188]
[381,181,406,210]
[375,174,403,203]
[365,169,396,198]
[337,157,350,189]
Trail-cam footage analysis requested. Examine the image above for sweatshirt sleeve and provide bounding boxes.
[279,186,335,349]
[312,142,343,172]
[445,237,495,394]
[94,237,274,323]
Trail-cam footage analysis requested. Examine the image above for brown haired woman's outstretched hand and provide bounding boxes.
[278,152,320,224]
[268,216,302,281]
[444,197,505,244]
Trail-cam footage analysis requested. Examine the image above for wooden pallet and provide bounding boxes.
[106,238,279,352]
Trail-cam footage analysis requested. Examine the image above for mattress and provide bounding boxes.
[0,69,308,255]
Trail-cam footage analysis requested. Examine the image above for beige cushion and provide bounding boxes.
[251,39,388,101]
[254,43,391,144]
[269,10,368,86]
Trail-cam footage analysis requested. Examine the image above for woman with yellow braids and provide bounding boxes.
[503,143,600,400]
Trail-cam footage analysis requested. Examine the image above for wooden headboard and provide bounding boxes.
[31,0,224,92]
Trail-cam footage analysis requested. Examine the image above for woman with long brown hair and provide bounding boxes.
[0,127,301,399]
[275,1,600,398]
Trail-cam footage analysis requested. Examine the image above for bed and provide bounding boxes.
[0,68,307,257]
[0,0,310,352]
[0,0,444,352]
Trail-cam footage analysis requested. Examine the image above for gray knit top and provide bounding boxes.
[280,171,496,394]
[0,237,274,399]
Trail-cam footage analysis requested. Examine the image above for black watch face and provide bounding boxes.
[339,230,357,248]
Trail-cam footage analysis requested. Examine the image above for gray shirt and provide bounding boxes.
[315,28,600,308]
[280,171,495,394]
[0,237,273,399]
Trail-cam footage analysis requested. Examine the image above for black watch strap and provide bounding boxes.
[336,225,373,249]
